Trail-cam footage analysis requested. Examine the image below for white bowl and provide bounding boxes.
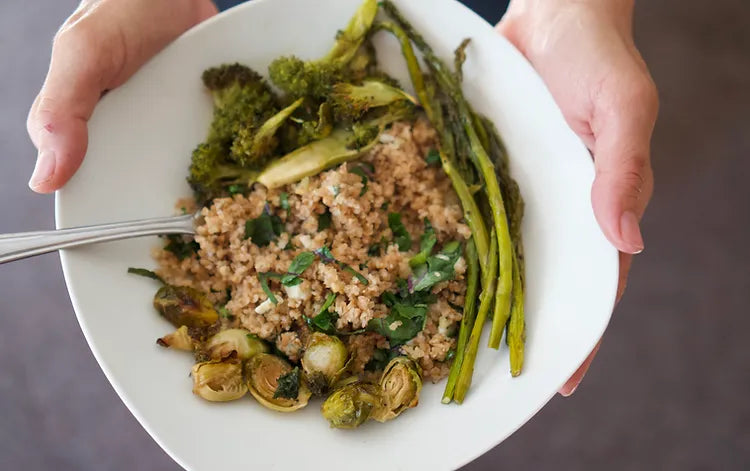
[56,0,618,469]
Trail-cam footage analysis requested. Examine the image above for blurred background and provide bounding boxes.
[1,0,748,470]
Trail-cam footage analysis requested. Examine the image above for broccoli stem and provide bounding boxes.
[442,238,479,403]
[256,129,376,188]
[453,230,498,404]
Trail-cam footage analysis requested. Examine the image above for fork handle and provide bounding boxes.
[0,213,195,264]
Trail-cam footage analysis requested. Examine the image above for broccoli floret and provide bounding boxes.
[188,140,258,203]
[330,80,417,123]
[230,98,304,167]
[201,64,278,143]
[269,56,347,99]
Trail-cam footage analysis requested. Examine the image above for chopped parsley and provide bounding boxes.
[245,206,284,247]
[305,292,339,334]
[314,246,369,285]
[349,162,374,196]
[410,241,462,292]
[318,207,333,231]
[409,219,437,267]
[274,367,301,399]
[279,192,290,211]
[257,272,283,305]
[388,212,412,252]
[164,235,200,261]
[281,251,315,286]
[425,148,441,167]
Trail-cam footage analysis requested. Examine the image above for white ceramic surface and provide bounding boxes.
[55,0,618,469]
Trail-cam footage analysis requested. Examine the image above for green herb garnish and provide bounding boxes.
[164,235,200,261]
[280,192,290,211]
[274,367,301,399]
[409,218,437,267]
[245,206,284,246]
[318,207,333,231]
[349,162,373,196]
[258,272,283,304]
[425,148,441,167]
[411,241,462,292]
[314,246,369,285]
[388,212,411,251]
[281,251,315,286]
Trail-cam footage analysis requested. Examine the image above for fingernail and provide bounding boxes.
[560,383,579,397]
[620,210,644,254]
[29,149,56,190]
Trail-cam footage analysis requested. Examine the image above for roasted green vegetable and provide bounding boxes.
[157,325,195,351]
[205,329,269,361]
[191,359,247,402]
[245,353,311,412]
[301,333,350,395]
[321,382,383,429]
[373,357,422,421]
[153,285,218,329]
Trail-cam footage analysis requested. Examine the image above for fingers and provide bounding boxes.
[559,340,601,396]
[27,0,218,193]
[590,72,658,254]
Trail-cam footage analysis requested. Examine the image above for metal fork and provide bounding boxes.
[0,213,198,264]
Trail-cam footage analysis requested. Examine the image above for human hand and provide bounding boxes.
[27,0,217,192]
[496,0,658,394]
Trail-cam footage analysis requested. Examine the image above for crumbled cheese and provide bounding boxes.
[298,234,313,249]
[255,297,277,314]
[284,283,310,301]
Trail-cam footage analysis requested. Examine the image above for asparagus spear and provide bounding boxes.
[442,238,480,403]
[454,230,498,404]
[508,251,525,376]
[380,1,514,350]
[376,21,491,275]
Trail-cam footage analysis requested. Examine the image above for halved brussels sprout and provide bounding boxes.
[321,382,383,429]
[245,353,311,412]
[157,325,194,351]
[153,285,218,328]
[191,359,247,402]
[373,356,422,422]
[301,333,350,395]
[205,329,268,361]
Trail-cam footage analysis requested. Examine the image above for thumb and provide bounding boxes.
[590,75,658,254]
[27,0,217,193]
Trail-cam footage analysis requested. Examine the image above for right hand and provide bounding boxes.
[27,0,217,193]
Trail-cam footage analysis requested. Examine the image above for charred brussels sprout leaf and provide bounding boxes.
[274,367,301,399]
[246,354,311,412]
[153,285,218,329]
[128,267,164,284]
[205,328,269,361]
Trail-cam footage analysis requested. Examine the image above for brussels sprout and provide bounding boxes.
[301,333,350,395]
[245,353,311,412]
[205,329,269,361]
[321,382,383,429]
[191,359,247,402]
[157,325,195,351]
[373,356,422,422]
[153,285,218,329]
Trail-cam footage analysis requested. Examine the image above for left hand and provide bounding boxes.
[496,0,658,395]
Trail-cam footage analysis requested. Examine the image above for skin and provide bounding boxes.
[27,0,656,395]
